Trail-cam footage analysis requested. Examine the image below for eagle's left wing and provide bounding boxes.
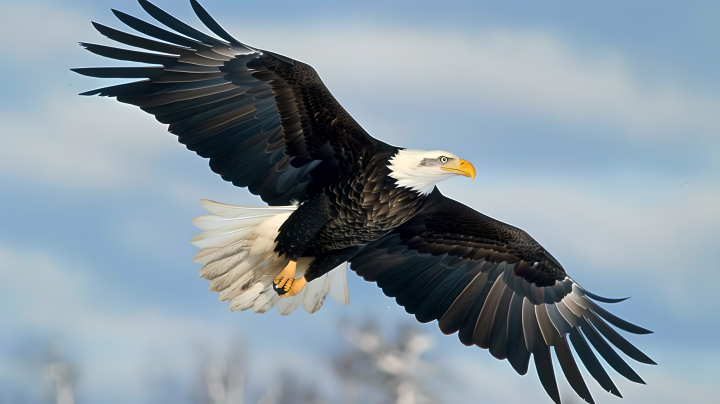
[349,188,655,404]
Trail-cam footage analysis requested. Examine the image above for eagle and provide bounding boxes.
[73,1,655,402]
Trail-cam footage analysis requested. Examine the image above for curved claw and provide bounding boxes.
[272,281,286,295]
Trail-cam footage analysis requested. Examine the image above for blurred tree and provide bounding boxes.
[47,361,74,404]
[334,323,438,404]
[256,371,328,404]
[42,341,78,404]
[204,357,244,404]
[189,343,245,404]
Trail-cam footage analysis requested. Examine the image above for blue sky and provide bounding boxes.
[1,0,718,403]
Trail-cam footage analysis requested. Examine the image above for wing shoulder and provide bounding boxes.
[400,189,566,286]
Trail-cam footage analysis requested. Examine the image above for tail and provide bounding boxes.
[190,199,350,315]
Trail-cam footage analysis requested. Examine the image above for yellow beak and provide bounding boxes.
[441,158,476,181]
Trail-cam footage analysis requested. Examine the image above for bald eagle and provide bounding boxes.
[73,1,655,402]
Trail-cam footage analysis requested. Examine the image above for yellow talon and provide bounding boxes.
[274,261,298,294]
[272,261,308,296]
[282,277,307,297]
[274,261,296,286]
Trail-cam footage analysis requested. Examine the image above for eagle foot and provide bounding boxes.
[274,276,307,296]
[273,261,306,296]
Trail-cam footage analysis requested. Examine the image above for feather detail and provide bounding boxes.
[303,273,332,314]
[191,213,281,230]
[253,288,282,314]
[277,294,303,316]
[330,262,350,306]
[191,200,347,315]
[229,281,266,312]
[199,199,295,217]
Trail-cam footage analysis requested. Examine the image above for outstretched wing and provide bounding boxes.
[73,0,393,206]
[350,188,655,404]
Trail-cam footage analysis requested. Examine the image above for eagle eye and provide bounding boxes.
[439,156,448,164]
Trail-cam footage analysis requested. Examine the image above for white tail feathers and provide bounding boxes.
[331,262,351,305]
[191,199,350,315]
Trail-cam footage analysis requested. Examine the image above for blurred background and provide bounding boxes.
[1,0,718,402]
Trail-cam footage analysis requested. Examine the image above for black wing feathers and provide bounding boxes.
[74,0,392,206]
[138,0,230,48]
[350,189,654,404]
[189,0,245,46]
[76,3,653,403]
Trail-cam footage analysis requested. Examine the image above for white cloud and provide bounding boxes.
[0,246,212,344]
[441,346,720,404]
[442,178,720,320]
[0,90,175,187]
[0,3,180,188]
[234,24,720,137]
[0,3,87,61]
[1,4,717,402]
[3,4,717,189]
[0,245,341,401]
[6,3,716,141]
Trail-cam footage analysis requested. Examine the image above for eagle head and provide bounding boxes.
[387,149,476,195]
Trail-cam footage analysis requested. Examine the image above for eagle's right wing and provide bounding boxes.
[73,0,394,206]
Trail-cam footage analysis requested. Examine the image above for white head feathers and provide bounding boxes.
[387,149,463,195]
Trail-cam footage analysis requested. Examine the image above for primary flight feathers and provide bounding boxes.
[74,1,655,403]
